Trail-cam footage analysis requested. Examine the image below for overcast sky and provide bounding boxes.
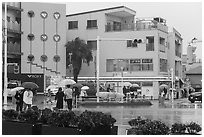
[65,2,202,59]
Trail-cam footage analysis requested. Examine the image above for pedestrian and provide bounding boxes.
[80,89,87,101]
[23,88,33,111]
[64,85,73,111]
[46,89,53,104]
[14,89,24,112]
[55,87,64,109]
[73,87,80,107]
[107,84,111,92]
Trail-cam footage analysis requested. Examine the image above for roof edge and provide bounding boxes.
[66,6,135,17]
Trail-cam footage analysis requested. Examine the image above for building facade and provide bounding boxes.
[66,6,183,99]
[2,2,67,92]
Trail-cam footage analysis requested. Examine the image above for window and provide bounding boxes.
[130,59,141,71]
[159,37,165,52]
[146,36,154,51]
[127,40,138,48]
[87,20,97,29]
[68,21,78,29]
[106,59,129,72]
[141,59,153,71]
[87,40,97,50]
[7,16,10,22]
[142,82,153,86]
[106,58,153,72]
[160,58,167,72]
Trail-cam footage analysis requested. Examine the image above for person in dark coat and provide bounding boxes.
[55,87,64,109]
[14,89,24,112]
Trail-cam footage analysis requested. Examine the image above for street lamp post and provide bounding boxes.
[68,53,72,78]
[171,68,174,103]
[3,2,8,105]
[96,37,132,103]
[121,66,124,103]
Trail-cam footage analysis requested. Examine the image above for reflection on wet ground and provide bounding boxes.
[3,96,202,135]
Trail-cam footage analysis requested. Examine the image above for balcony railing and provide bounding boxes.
[2,41,22,55]
[105,21,168,32]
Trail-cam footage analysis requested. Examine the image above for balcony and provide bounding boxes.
[2,2,22,11]
[2,41,22,56]
[2,19,23,34]
[105,18,168,32]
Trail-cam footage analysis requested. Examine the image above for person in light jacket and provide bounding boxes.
[23,88,33,111]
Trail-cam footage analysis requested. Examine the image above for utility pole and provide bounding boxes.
[4,2,8,105]
[96,36,100,102]
[171,68,174,103]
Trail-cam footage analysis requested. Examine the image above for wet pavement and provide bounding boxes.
[3,95,202,135]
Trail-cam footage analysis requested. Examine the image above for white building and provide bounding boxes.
[67,6,183,99]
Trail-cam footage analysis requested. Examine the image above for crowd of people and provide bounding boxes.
[14,84,85,112]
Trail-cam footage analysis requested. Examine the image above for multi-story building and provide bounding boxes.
[66,6,183,99]
[2,2,67,93]
[2,2,22,75]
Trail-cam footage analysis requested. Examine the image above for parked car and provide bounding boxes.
[188,92,202,103]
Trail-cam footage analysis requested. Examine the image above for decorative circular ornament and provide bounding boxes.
[40,11,48,19]
[40,55,48,62]
[53,12,60,20]
[27,33,35,41]
[27,10,35,18]
[40,34,48,41]
[53,55,60,62]
[53,34,60,42]
[27,54,35,62]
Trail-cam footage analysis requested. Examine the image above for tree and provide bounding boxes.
[65,37,93,82]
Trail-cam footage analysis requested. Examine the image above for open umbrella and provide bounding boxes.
[132,84,140,87]
[46,85,58,90]
[81,86,89,90]
[10,87,24,96]
[58,79,76,86]
[160,84,168,88]
[73,83,83,88]
[21,82,39,89]
[123,82,132,87]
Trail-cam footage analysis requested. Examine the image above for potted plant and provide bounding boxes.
[171,123,187,134]
[127,116,170,135]
[40,109,79,135]
[2,108,39,135]
[78,110,117,135]
[186,122,202,135]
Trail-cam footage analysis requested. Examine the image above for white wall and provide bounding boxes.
[21,2,66,76]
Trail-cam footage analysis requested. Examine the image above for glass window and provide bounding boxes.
[141,59,153,71]
[68,21,78,29]
[87,20,97,29]
[130,59,141,71]
[142,82,153,86]
[87,40,97,50]
[160,58,167,72]
[146,36,154,51]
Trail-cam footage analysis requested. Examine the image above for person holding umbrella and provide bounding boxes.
[23,88,33,111]
[55,87,64,109]
[14,89,24,112]
[64,85,73,111]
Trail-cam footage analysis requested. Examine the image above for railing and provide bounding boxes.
[2,19,21,32]
[3,2,21,9]
[105,21,168,32]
